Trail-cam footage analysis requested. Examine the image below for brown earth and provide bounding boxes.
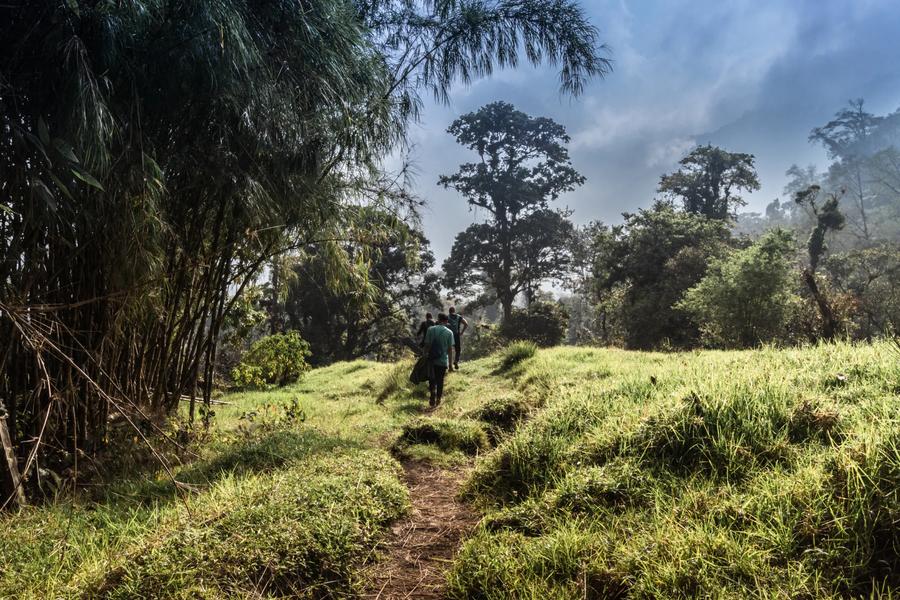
[362,461,478,599]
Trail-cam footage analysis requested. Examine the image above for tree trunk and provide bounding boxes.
[499,209,514,323]
[501,296,513,323]
[0,403,25,508]
[803,268,839,340]
[854,164,870,241]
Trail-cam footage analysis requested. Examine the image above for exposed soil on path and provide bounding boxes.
[362,461,479,599]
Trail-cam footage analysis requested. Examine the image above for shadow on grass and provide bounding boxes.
[102,428,367,509]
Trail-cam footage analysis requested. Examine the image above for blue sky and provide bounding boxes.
[398,0,900,263]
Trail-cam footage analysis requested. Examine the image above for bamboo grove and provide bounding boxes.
[0,0,607,504]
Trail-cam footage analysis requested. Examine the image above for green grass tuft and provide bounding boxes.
[395,418,490,456]
[497,341,537,372]
[453,341,900,598]
[98,450,407,599]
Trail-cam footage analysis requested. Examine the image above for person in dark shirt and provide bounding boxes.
[422,313,455,406]
[446,306,468,370]
[416,312,435,346]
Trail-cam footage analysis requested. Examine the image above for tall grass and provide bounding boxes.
[497,341,538,372]
[451,342,900,598]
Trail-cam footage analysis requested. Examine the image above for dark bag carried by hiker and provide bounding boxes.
[409,355,430,385]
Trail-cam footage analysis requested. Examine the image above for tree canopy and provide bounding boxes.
[0,0,608,504]
[440,102,582,319]
[658,144,760,219]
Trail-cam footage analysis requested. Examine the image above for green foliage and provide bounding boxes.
[1,0,608,489]
[658,144,760,219]
[498,341,538,372]
[499,301,569,347]
[231,332,311,388]
[395,418,490,455]
[824,242,900,337]
[589,202,731,349]
[440,102,581,320]
[679,229,801,347]
[286,207,441,364]
[464,323,507,359]
[795,185,847,339]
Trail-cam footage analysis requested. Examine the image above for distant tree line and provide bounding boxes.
[573,99,900,349]
[237,98,900,367]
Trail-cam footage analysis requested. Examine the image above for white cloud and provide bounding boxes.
[645,136,696,168]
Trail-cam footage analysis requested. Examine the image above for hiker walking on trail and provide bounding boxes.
[447,307,468,371]
[422,313,455,407]
[416,312,436,346]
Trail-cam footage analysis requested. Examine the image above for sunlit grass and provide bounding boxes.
[4,341,898,598]
[450,341,900,599]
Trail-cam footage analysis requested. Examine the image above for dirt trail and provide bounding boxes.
[362,461,478,599]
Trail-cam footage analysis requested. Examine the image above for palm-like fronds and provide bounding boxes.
[0,0,606,504]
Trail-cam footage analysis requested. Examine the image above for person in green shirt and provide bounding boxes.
[422,313,455,407]
[446,306,468,370]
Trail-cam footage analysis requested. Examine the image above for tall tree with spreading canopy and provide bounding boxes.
[439,102,584,320]
[0,0,608,505]
[658,144,760,220]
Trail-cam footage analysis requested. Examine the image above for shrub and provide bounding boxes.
[394,418,490,455]
[678,229,801,347]
[231,331,311,388]
[498,341,537,372]
[464,323,505,359]
[499,301,569,347]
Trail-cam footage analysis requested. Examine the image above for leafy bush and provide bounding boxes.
[231,331,311,388]
[498,341,537,372]
[678,229,801,347]
[464,323,505,359]
[499,301,569,347]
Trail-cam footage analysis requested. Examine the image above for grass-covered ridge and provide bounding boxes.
[0,352,526,598]
[0,360,418,599]
[3,342,898,598]
[450,342,900,599]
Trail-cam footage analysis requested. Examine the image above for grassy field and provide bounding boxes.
[2,342,899,598]
[448,343,900,599]
[0,357,502,599]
